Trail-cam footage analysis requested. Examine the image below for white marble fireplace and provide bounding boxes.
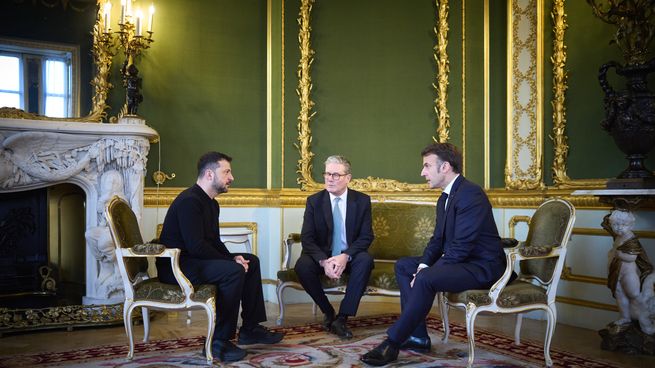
[0,116,158,305]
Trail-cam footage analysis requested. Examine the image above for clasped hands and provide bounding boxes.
[320,253,349,280]
[234,255,250,272]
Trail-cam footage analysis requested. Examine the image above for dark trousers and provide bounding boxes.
[294,251,374,317]
[159,253,267,340]
[387,256,486,343]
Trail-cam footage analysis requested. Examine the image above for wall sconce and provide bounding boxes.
[100,0,155,116]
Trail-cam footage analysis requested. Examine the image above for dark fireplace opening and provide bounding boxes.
[0,184,86,309]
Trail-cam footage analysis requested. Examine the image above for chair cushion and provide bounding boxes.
[446,280,547,308]
[132,243,166,255]
[277,261,399,292]
[134,278,216,303]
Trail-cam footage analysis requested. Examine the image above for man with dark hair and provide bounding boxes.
[297,155,374,338]
[156,151,283,362]
[361,143,506,366]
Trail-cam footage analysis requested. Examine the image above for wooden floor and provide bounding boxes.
[0,301,651,367]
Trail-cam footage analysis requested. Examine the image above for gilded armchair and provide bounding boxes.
[105,196,217,365]
[439,198,576,368]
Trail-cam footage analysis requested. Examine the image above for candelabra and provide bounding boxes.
[100,1,155,116]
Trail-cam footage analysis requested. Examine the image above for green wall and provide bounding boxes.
[136,0,268,188]
[5,0,653,190]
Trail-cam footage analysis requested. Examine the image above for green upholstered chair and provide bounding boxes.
[276,201,436,324]
[105,196,217,365]
[439,198,576,368]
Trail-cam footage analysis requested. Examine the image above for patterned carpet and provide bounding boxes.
[0,315,619,367]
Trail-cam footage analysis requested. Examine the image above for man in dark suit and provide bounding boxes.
[297,155,374,339]
[156,152,283,362]
[361,143,506,366]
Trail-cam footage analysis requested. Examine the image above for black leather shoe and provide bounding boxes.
[238,324,285,345]
[400,335,431,352]
[330,316,353,339]
[361,339,399,366]
[323,312,335,331]
[202,339,247,362]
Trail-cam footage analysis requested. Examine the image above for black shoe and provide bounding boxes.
[323,312,335,331]
[400,335,431,352]
[361,338,399,366]
[202,339,247,362]
[238,324,285,345]
[330,316,353,339]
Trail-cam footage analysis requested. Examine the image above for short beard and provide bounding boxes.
[212,177,228,194]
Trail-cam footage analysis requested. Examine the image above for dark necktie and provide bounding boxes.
[437,192,448,237]
[331,197,343,257]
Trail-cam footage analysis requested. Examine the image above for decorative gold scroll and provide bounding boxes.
[505,0,544,190]
[434,0,451,143]
[550,0,607,188]
[294,0,450,192]
[0,0,112,122]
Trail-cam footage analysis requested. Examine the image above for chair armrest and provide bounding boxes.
[119,247,196,300]
[132,242,166,255]
[281,233,302,270]
[507,243,563,260]
[501,238,519,248]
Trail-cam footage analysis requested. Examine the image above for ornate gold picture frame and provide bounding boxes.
[294,0,451,192]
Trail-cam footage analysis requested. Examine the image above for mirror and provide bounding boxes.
[0,0,111,122]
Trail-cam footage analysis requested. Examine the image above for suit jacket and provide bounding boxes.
[419,176,505,286]
[301,188,374,263]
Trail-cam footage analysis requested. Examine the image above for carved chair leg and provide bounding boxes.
[204,305,216,366]
[439,293,450,343]
[514,313,523,345]
[142,307,150,342]
[124,303,136,360]
[465,306,480,368]
[544,305,557,368]
[276,283,286,325]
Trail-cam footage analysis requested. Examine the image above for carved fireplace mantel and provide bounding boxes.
[0,116,158,305]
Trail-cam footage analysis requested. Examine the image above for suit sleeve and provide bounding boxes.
[176,196,232,260]
[419,228,443,266]
[343,196,374,258]
[300,197,330,263]
[435,189,489,265]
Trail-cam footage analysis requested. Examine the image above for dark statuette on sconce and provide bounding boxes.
[123,62,143,116]
[589,0,655,189]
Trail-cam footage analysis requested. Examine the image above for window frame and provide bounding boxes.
[0,37,80,117]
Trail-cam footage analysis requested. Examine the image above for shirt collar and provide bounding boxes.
[329,187,348,203]
[442,174,460,196]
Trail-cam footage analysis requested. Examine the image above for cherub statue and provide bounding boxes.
[85,170,126,300]
[604,210,655,334]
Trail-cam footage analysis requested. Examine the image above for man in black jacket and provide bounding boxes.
[156,151,283,362]
[297,155,375,339]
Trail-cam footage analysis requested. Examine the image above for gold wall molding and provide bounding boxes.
[550,0,607,188]
[505,0,544,190]
[143,187,640,210]
[508,215,531,238]
[556,296,618,312]
[294,0,450,192]
[434,0,451,144]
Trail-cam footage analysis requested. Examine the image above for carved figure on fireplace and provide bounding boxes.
[604,210,655,334]
[85,170,126,300]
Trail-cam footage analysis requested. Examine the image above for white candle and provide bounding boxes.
[135,9,143,36]
[148,4,155,33]
[120,0,126,24]
[103,2,111,32]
